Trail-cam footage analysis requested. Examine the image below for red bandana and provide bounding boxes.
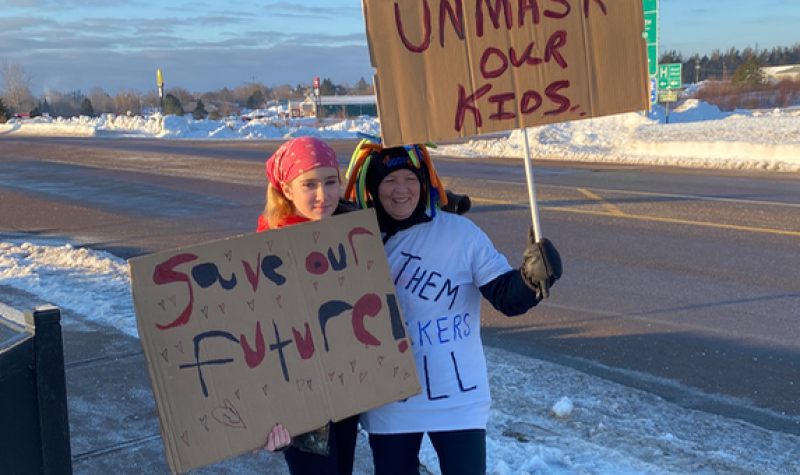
[266,137,339,189]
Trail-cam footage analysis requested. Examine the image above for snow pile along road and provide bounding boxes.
[2,99,800,172]
[435,101,800,172]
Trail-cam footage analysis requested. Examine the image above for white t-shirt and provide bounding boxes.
[361,212,512,434]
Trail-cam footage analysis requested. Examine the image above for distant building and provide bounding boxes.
[761,64,800,82]
[291,95,378,118]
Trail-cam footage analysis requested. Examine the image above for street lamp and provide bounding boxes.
[695,59,700,84]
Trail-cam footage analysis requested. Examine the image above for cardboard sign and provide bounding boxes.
[362,0,649,146]
[129,210,421,474]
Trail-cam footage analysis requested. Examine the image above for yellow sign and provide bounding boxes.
[658,90,677,102]
[157,69,164,87]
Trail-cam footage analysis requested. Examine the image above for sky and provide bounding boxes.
[1,0,799,97]
[2,98,800,471]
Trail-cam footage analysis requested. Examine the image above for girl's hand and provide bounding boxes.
[253,424,291,454]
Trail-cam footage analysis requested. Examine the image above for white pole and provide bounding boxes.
[521,128,542,242]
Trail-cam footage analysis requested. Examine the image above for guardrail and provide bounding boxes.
[0,305,73,475]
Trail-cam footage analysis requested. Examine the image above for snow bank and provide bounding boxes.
[2,102,799,172]
[433,106,800,172]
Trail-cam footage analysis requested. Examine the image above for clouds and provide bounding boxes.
[8,0,796,97]
[0,17,53,37]
[0,0,147,8]
[0,21,364,54]
[0,0,372,96]
[260,1,362,18]
[16,43,374,96]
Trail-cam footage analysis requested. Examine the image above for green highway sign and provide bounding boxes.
[657,63,682,89]
[647,45,658,77]
[643,12,657,42]
[643,0,658,77]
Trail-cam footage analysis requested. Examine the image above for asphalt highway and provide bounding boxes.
[2,136,799,436]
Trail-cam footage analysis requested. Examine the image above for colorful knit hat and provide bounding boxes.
[344,137,447,215]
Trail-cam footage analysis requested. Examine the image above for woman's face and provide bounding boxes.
[282,166,340,221]
[378,168,421,220]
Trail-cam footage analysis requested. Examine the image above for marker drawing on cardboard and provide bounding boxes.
[362,0,650,239]
[129,209,421,474]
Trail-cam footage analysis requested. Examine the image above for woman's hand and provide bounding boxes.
[253,424,291,454]
[521,231,562,298]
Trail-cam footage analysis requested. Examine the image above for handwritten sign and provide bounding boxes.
[129,210,420,474]
[362,0,649,146]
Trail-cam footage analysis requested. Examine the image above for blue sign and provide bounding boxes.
[649,78,657,104]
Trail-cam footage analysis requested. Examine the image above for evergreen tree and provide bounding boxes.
[732,56,764,86]
[164,93,184,116]
[29,106,41,117]
[319,78,335,96]
[658,50,683,64]
[354,77,369,93]
[40,98,51,115]
[80,98,94,116]
[0,97,8,122]
[246,89,265,110]
[193,99,207,120]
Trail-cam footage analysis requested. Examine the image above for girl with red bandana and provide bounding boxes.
[254,136,361,475]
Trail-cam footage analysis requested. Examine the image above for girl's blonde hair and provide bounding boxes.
[262,171,342,229]
[263,183,294,229]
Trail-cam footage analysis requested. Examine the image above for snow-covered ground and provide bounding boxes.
[2,99,800,172]
[1,240,798,475]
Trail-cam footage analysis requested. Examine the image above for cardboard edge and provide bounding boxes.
[633,1,652,112]
[127,212,420,472]
[373,74,386,144]
[364,0,651,146]
[129,261,183,474]
[127,232,249,266]
[361,0,378,69]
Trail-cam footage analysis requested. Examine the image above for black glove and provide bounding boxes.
[443,191,472,215]
[520,229,562,298]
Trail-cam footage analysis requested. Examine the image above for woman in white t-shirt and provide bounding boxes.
[344,143,562,475]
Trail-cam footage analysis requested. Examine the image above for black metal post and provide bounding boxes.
[0,314,40,474]
[26,306,73,475]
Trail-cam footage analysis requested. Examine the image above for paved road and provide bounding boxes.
[2,137,799,437]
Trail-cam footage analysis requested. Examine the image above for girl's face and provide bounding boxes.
[378,168,421,220]
[281,166,340,221]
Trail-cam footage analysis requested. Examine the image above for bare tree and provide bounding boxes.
[42,91,81,117]
[141,90,160,113]
[111,88,142,115]
[274,84,293,100]
[0,59,34,112]
[89,88,113,114]
[166,87,194,107]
